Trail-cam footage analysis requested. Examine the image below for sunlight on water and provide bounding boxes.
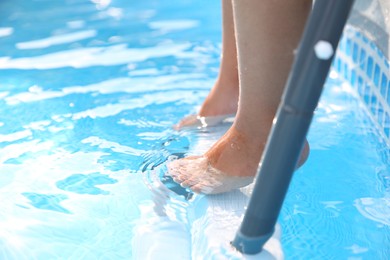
[0,27,13,38]
[149,20,200,33]
[0,43,196,69]
[16,30,98,50]
[0,0,220,258]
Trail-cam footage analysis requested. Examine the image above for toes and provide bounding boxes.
[166,156,204,177]
[172,176,182,183]
[172,173,190,183]
[167,161,184,177]
[189,184,203,194]
[167,156,226,194]
[180,178,198,188]
[191,184,214,194]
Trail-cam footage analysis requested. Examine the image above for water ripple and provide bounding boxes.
[0,42,195,69]
[4,74,209,105]
[354,197,390,226]
[139,131,192,200]
[22,192,71,214]
[16,30,97,50]
[149,19,200,34]
[56,172,118,195]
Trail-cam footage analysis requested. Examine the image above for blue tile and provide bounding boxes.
[343,63,349,80]
[358,76,364,95]
[339,60,344,75]
[362,35,369,43]
[336,58,341,73]
[380,73,388,99]
[351,69,356,87]
[364,84,371,105]
[369,41,376,50]
[376,48,383,57]
[339,37,345,52]
[359,48,366,70]
[373,64,380,87]
[377,103,384,126]
[352,42,359,62]
[355,31,361,38]
[388,80,390,104]
[370,95,377,115]
[385,113,390,137]
[346,38,352,56]
[366,56,373,78]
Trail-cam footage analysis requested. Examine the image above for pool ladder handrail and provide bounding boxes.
[231,0,356,255]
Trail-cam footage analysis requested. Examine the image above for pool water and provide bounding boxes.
[0,0,389,259]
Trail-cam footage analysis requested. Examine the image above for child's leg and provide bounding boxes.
[199,0,238,117]
[169,0,311,194]
[176,0,239,128]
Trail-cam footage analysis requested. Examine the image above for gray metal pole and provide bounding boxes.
[232,0,355,254]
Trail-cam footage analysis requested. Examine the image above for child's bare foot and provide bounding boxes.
[168,125,310,194]
[198,79,239,117]
[175,79,239,129]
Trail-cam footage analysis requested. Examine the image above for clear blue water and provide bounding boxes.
[0,0,389,259]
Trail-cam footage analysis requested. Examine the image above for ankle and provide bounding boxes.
[233,115,273,142]
[199,85,238,117]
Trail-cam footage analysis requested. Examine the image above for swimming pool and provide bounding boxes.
[0,0,389,259]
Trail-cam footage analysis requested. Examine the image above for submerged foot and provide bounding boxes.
[168,156,254,194]
[167,126,309,194]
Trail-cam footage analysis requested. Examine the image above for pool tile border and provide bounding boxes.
[333,26,390,146]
